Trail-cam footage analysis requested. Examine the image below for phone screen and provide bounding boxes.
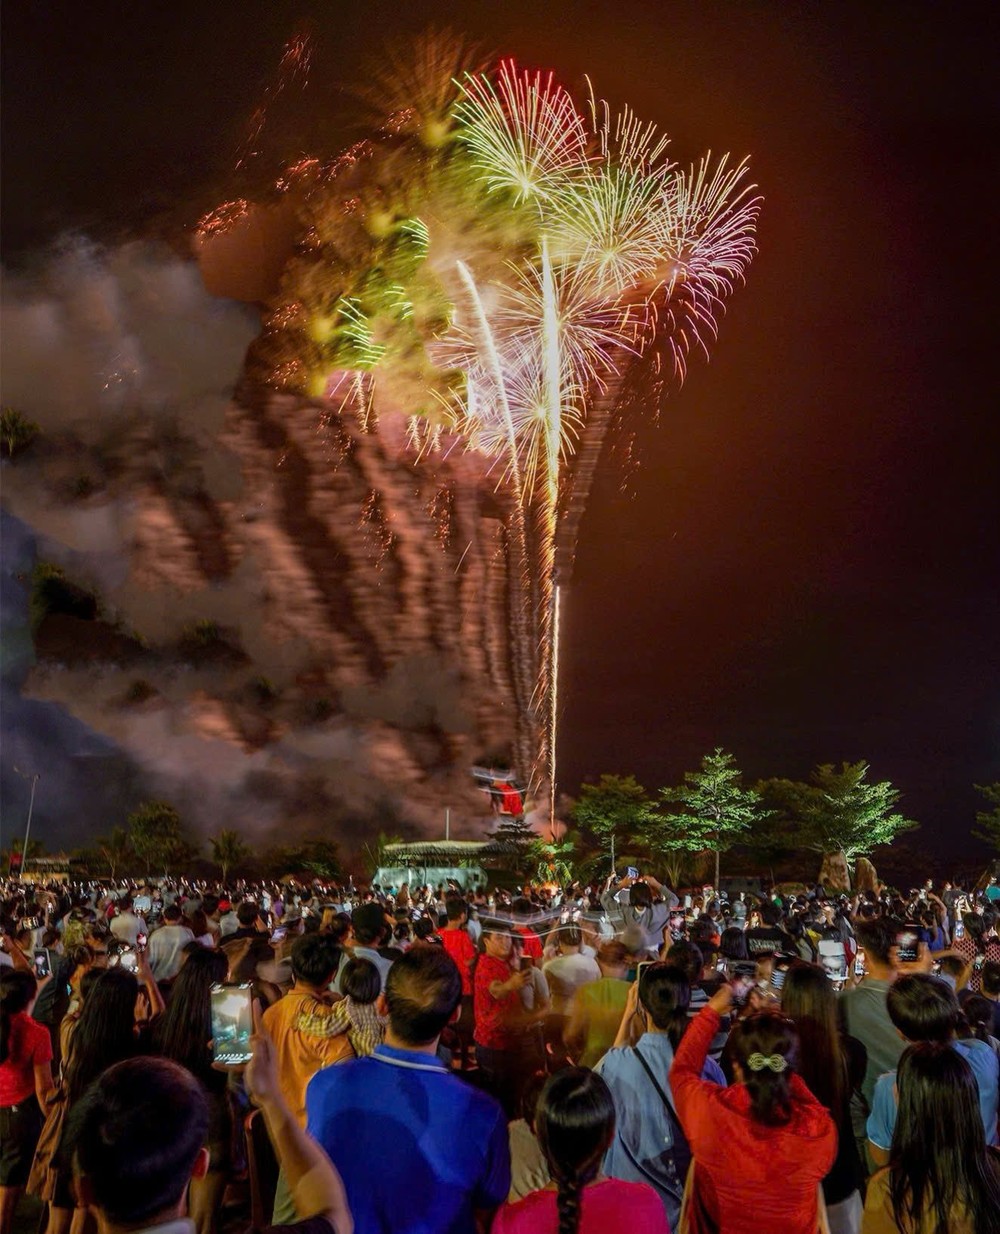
[33,949,50,979]
[270,927,287,944]
[211,984,254,1065]
[118,950,138,973]
[635,959,654,981]
[136,933,147,952]
[626,867,639,881]
[730,961,758,1007]
[818,940,848,984]
[854,948,866,977]
[896,927,920,964]
[769,953,795,992]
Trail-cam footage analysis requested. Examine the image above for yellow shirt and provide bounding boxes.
[261,989,355,1125]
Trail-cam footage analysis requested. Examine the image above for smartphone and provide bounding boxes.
[669,912,685,942]
[20,916,39,932]
[730,960,758,1007]
[270,927,287,944]
[118,949,138,973]
[818,939,848,984]
[33,949,50,979]
[854,948,866,977]
[136,932,147,952]
[769,953,796,993]
[626,867,639,881]
[636,959,655,981]
[211,984,254,1065]
[896,926,920,964]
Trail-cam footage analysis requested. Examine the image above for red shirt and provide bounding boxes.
[0,1011,52,1106]
[494,1178,668,1234]
[440,927,477,996]
[516,926,543,960]
[474,954,520,1050]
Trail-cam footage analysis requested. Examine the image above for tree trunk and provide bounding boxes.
[714,832,720,893]
[818,850,851,892]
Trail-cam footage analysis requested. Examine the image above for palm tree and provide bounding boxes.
[210,829,250,884]
[99,827,132,880]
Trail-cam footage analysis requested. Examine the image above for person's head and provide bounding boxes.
[0,970,37,1062]
[188,908,209,939]
[780,962,844,1112]
[67,1057,210,1229]
[729,1012,801,1127]
[637,963,691,1047]
[758,902,783,928]
[558,925,582,954]
[381,945,461,1047]
[982,961,1000,1000]
[162,903,183,925]
[629,881,653,910]
[887,974,960,1044]
[961,994,997,1045]
[445,897,468,925]
[236,901,261,929]
[595,940,628,977]
[341,957,381,1005]
[719,927,749,962]
[535,1068,616,1234]
[482,924,513,960]
[290,933,341,990]
[412,916,439,942]
[664,940,703,986]
[201,894,219,919]
[889,1042,1000,1233]
[936,953,967,988]
[118,896,133,914]
[154,947,228,1077]
[351,902,388,947]
[64,967,140,1103]
[854,917,897,974]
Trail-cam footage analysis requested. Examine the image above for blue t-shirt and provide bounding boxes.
[306,1043,510,1234]
[867,1038,999,1149]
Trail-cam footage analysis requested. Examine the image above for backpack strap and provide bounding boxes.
[634,1044,682,1131]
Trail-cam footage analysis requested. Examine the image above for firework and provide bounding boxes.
[231,41,760,824]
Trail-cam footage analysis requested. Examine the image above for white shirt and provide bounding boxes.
[542,952,601,1015]
[146,923,195,981]
[110,910,147,948]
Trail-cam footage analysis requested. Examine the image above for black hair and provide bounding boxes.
[719,927,749,962]
[162,903,183,923]
[759,902,783,927]
[291,934,341,988]
[351,903,387,945]
[982,961,1000,998]
[730,1012,800,1127]
[637,963,691,1047]
[413,917,440,941]
[445,897,468,922]
[962,994,997,1045]
[384,946,461,1046]
[629,882,653,910]
[0,970,37,1063]
[236,901,259,927]
[63,968,140,1105]
[889,1043,1000,1234]
[535,1068,616,1234]
[65,1057,210,1227]
[341,957,381,1005]
[558,925,582,949]
[780,962,846,1115]
[664,940,704,985]
[854,917,896,967]
[152,948,228,1082]
[886,974,960,1043]
[936,954,966,982]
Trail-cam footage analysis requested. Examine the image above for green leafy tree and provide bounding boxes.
[362,830,405,876]
[98,826,133,880]
[972,782,1000,853]
[210,829,251,883]
[1,407,39,458]
[759,761,918,876]
[127,801,193,875]
[655,749,765,890]
[299,838,343,882]
[488,814,538,879]
[528,837,576,886]
[572,774,656,872]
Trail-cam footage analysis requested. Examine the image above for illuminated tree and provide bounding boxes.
[572,774,656,871]
[127,801,194,875]
[210,829,251,883]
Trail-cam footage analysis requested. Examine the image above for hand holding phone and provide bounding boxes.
[33,949,50,979]
[211,983,255,1065]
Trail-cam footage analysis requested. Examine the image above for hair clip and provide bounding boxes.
[747,1052,788,1073]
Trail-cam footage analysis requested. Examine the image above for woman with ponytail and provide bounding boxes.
[671,985,836,1234]
[0,968,54,1234]
[493,1068,668,1233]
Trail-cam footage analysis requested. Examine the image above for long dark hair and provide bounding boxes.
[638,962,692,1049]
[153,948,228,1082]
[889,1042,1000,1234]
[535,1068,616,1234]
[0,970,37,1063]
[719,927,749,962]
[962,995,997,1045]
[730,1012,801,1127]
[780,962,846,1113]
[63,968,139,1105]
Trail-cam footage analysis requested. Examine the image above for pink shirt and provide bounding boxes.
[493,1178,669,1234]
[0,1012,52,1106]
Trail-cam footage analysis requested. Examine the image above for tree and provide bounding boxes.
[98,827,133,880]
[527,837,575,886]
[572,774,656,872]
[361,830,405,876]
[127,801,193,875]
[759,761,917,881]
[210,829,251,883]
[488,814,539,878]
[972,782,1000,853]
[0,407,39,458]
[655,749,765,890]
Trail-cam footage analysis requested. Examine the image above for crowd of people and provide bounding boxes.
[1,867,1000,1234]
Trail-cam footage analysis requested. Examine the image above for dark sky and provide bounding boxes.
[2,1,998,858]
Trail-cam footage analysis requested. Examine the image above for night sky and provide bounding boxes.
[2,2,998,860]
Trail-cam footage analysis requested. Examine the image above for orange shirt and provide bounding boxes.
[440,927,477,995]
[261,989,355,1125]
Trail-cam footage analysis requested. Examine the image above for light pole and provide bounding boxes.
[12,766,40,881]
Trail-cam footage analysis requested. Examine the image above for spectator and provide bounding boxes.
[782,962,866,1234]
[564,941,631,1068]
[146,903,196,982]
[861,1043,1000,1234]
[597,962,724,1231]
[744,902,795,958]
[974,960,1000,1038]
[601,877,672,958]
[672,989,837,1234]
[63,1046,352,1234]
[108,897,146,949]
[337,957,387,1057]
[494,1068,668,1233]
[474,924,530,1115]
[334,904,393,994]
[866,974,999,1164]
[0,970,54,1234]
[543,926,600,1019]
[507,1073,550,1203]
[956,910,1000,993]
[151,947,231,1234]
[307,945,510,1234]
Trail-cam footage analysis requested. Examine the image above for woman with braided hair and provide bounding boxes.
[493,1067,668,1233]
[671,985,837,1234]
